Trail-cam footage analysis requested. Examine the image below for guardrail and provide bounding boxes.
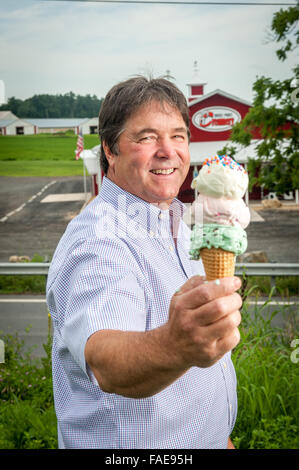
[235,263,299,277]
[0,262,299,277]
[0,263,50,276]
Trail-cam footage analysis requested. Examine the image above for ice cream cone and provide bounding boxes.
[200,247,235,281]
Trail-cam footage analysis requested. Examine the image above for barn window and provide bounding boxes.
[89,126,98,134]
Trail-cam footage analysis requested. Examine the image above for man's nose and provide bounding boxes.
[155,137,176,158]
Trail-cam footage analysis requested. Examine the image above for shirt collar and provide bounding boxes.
[99,176,186,235]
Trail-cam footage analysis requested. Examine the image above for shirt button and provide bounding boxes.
[229,403,233,412]
[223,362,227,369]
[159,213,164,220]
[149,230,155,237]
[169,245,174,251]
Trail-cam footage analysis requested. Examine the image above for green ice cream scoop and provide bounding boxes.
[189,223,248,260]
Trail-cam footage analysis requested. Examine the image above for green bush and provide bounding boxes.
[0,326,57,449]
[248,416,299,449]
[241,275,299,297]
[0,400,57,449]
[231,290,299,449]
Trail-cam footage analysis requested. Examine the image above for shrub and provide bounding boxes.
[231,289,299,449]
[0,326,57,449]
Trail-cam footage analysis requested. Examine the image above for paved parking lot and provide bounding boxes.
[0,176,299,263]
[0,176,91,262]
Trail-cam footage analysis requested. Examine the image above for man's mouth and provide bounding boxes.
[150,168,176,175]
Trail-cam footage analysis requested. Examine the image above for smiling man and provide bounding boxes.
[103,99,190,207]
[46,76,241,449]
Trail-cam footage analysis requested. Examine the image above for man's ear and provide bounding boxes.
[102,141,116,170]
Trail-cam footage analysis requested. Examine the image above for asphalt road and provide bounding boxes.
[0,296,50,357]
[0,175,299,262]
[245,207,299,263]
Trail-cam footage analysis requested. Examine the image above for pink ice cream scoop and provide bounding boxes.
[192,194,250,229]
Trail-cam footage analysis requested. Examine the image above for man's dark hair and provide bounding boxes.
[98,75,190,174]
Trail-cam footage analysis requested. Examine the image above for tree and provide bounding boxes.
[219,2,299,196]
[0,96,23,116]
[0,92,103,119]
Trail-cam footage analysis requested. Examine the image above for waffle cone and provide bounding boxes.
[200,247,235,281]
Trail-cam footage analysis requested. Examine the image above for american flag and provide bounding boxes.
[75,129,84,160]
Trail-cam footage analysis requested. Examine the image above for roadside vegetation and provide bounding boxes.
[0,281,298,449]
[231,287,299,449]
[0,133,99,177]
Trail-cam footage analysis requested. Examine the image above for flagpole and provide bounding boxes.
[83,158,87,202]
[75,126,87,202]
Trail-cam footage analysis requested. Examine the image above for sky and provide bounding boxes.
[0,0,297,104]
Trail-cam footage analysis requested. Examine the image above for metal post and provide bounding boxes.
[83,161,87,201]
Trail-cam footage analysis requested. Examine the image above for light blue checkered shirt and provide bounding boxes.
[46,176,237,449]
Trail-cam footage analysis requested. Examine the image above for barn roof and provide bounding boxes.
[25,118,89,128]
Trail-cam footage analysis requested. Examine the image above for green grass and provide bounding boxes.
[243,275,299,297]
[0,274,46,295]
[0,326,57,449]
[0,160,86,177]
[0,255,47,294]
[0,134,99,177]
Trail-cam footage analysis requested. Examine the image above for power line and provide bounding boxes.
[45,1,297,6]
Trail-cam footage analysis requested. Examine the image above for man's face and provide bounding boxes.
[104,100,190,207]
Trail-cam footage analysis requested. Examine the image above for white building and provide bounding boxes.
[80,117,98,135]
[0,111,35,135]
[0,113,99,135]
[25,118,87,135]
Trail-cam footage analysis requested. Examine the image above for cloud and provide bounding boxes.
[0,0,296,102]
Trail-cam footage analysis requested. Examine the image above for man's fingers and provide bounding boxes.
[195,292,243,327]
[174,275,206,296]
[216,327,241,356]
[207,309,242,339]
[175,276,242,311]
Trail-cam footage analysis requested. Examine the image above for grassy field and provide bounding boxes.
[0,134,99,177]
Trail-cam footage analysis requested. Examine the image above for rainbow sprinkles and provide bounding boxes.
[202,155,247,174]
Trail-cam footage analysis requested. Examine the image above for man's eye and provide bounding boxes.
[173,135,185,141]
[139,136,155,142]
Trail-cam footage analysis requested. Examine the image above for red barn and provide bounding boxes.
[179,80,261,204]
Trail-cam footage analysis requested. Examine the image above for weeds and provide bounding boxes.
[231,285,299,449]
[0,322,57,449]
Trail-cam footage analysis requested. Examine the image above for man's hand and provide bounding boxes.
[164,275,242,369]
[85,275,242,398]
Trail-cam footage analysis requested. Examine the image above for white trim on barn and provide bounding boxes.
[188,89,252,108]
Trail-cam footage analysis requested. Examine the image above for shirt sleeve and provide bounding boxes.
[49,236,147,377]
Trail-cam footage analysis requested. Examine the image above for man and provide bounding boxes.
[46,76,242,449]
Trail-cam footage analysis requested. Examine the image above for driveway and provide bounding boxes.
[0,176,91,262]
